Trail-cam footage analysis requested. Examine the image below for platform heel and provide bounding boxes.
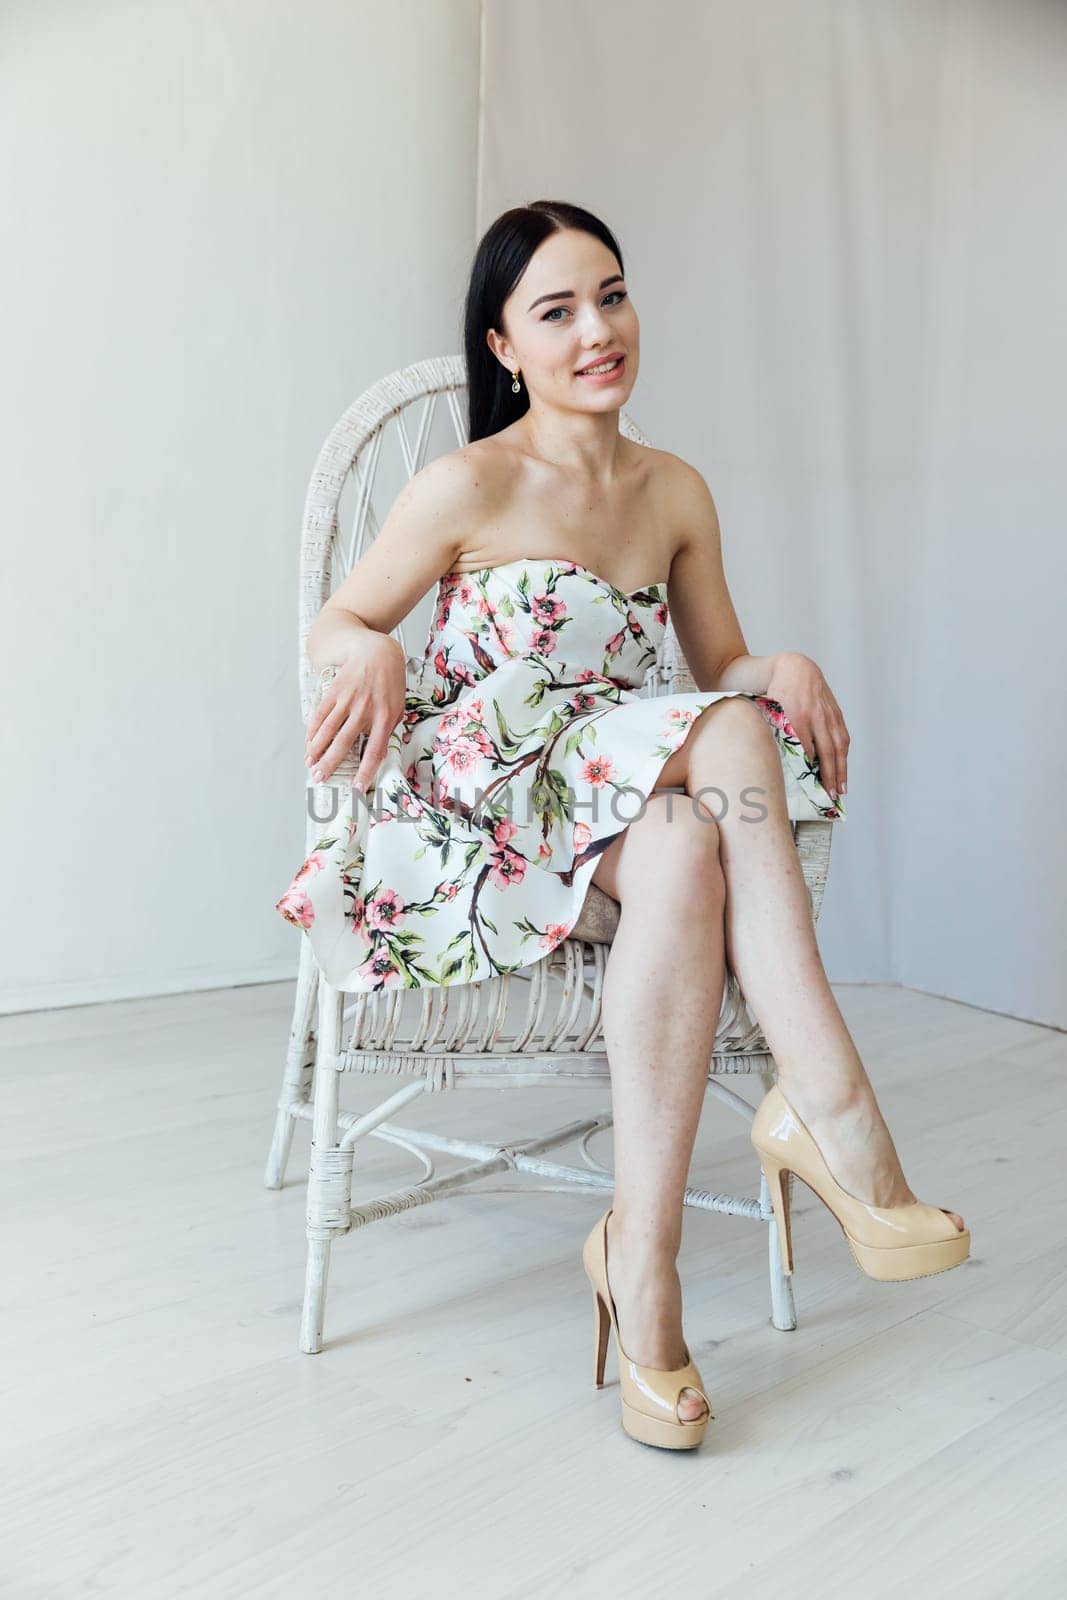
[759,1154,795,1275]
[751,1082,970,1283]
[581,1207,713,1451]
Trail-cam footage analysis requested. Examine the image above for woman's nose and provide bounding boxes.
[578,313,613,343]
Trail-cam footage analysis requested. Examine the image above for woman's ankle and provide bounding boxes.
[775,1065,871,1122]
[608,1206,682,1263]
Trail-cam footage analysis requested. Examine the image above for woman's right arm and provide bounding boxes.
[304,621,408,790]
[302,446,496,790]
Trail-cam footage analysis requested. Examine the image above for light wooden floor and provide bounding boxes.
[2,981,1065,1599]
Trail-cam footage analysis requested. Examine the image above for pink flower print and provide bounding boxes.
[294,851,326,884]
[755,696,791,733]
[438,880,461,902]
[458,712,495,761]
[540,921,572,950]
[537,839,553,860]
[488,846,527,890]
[367,889,406,931]
[576,669,600,683]
[433,648,449,679]
[573,821,592,851]
[493,818,519,846]
[581,754,616,787]
[531,593,566,625]
[654,601,668,627]
[530,627,557,656]
[437,696,485,737]
[439,733,486,780]
[357,948,404,988]
[663,705,699,750]
[275,886,315,929]
[569,690,598,713]
[606,629,626,655]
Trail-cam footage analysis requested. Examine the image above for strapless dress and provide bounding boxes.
[275,557,845,991]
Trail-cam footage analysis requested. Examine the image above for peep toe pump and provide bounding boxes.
[751,1082,971,1282]
[581,1207,713,1451]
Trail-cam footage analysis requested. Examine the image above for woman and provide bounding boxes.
[276,200,969,1452]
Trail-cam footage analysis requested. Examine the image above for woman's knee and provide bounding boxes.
[655,696,777,792]
[655,700,780,800]
[696,695,777,753]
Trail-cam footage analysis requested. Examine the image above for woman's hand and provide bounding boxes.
[765,652,849,800]
[305,632,408,791]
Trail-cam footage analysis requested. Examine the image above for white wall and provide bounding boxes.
[6,0,1063,1028]
[0,0,481,1011]
[480,0,1067,1027]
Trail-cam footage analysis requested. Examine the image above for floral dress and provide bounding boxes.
[275,557,845,991]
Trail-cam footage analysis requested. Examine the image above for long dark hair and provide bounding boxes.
[462,200,625,443]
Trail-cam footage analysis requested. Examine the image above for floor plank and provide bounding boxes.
[1,981,1063,1598]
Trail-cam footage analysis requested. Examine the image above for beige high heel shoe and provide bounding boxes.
[751,1082,971,1282]
[581,1207,713,1451]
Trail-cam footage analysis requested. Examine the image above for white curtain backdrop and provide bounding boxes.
[0,0,481,1012]
[480,0,1067,1027]
[3,0,1063,1027]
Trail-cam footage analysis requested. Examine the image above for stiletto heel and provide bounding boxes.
[751,1082,970,1283]
[761,1155,795,1275]
[592,1288,611,1387]
[581,1207,713,1451]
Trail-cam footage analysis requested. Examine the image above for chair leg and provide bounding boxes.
[264,937,319,1189]
[757,1063,797,1331]
[300,979,350,1354]
[764,1165,798,1330]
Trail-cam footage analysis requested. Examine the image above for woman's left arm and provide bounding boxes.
[665,460,849,798]
[763,651,849,799]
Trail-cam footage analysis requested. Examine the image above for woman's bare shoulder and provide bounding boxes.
[636,447,720,564]
[646,446,714,499]
[621,439,711,502]
[395,438,511,537]
[409,436,510,495]
[411,436,516,516]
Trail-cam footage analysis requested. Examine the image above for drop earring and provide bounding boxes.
[511,369,521,393]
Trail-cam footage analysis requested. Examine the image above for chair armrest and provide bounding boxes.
[793,819,834,924]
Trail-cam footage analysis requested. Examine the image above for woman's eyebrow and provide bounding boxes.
[527,273,624,312]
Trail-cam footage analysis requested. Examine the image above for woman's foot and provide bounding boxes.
[773,1071,966,1233]
[604,1210,709,1423]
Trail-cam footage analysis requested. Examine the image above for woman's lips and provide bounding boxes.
[576,354,626,385]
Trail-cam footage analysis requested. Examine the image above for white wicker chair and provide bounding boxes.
[265,356,836,1353]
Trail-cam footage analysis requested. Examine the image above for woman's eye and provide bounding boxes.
[543,290,628,322]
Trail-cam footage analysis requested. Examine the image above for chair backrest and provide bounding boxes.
[295,355,695,723]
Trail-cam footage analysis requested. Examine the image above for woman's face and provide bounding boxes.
[490,229,640,414]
